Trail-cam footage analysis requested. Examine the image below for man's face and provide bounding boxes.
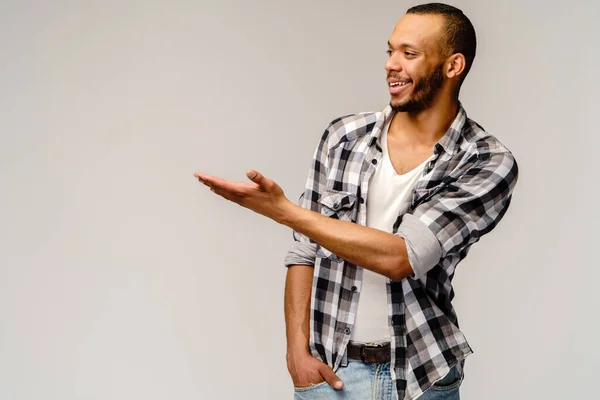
[385,14,449,112]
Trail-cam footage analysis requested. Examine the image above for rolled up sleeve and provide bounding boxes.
[284,241,318,267]
[396,213,443,278]
[397,149,519,278]
[284,125,331,268]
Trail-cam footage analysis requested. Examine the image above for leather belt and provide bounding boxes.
[346,341,391,363]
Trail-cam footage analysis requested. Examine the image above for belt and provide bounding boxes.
[346,341,391,363]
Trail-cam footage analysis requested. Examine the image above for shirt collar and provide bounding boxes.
[369,103,468,156]
[437,103,467,155]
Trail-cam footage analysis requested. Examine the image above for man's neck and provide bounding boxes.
[388,99,459,148]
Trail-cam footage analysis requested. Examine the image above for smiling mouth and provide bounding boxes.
[389,81,411,95]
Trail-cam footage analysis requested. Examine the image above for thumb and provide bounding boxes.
[319,365,344,390]
[246,170,270,189]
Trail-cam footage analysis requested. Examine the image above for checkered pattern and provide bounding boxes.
[285,104,519,400]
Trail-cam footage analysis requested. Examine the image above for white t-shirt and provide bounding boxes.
[350,119,432,343]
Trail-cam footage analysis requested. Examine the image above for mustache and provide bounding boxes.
[387,74,412,81]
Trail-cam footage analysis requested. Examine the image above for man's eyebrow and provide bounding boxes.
[387,40,420,50]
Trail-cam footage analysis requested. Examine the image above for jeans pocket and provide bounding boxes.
[294,380,328,392]
[431,366,461,391]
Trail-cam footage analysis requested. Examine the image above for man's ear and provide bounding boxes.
[446,53,466,80]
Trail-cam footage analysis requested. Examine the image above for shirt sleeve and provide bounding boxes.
[396,148,519,278]
[283,125,330,268]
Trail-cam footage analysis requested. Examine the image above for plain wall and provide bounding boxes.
[0,0,598,399]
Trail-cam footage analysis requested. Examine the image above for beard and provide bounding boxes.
[390,62,445,113]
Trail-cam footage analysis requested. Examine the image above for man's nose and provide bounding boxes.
[385,55,401,72]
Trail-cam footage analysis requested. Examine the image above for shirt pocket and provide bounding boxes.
[318,190,357,220]
[316,190,357,261]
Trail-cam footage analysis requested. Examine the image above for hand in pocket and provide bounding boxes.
[287,351,344,390]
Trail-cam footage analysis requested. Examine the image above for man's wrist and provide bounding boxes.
[277,200,303,227]
[286,343,311,361]
[286,332,310,353]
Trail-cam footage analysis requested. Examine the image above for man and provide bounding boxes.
[195,3,518,399]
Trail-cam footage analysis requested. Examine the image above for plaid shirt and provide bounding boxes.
[284,103,518,400]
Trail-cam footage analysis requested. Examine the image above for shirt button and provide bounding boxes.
[344,328,351,334]
[371,159,378,165]
[359,197,364,204]
[332,202,340,210]
[351,286,358,292]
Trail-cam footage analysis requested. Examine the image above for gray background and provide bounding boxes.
[0,0,598,399]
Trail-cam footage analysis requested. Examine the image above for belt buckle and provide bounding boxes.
[359,344,368,362]
[360,342,388,363]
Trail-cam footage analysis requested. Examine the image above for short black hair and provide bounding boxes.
[407,3,477,85]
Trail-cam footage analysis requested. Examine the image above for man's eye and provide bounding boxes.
[386,50,393,56]
[405,52,416,57]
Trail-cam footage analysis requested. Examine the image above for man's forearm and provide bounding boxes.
[284,264,313,355]
[279,203,413,281]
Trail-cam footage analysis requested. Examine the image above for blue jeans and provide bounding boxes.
[293,360,461,400]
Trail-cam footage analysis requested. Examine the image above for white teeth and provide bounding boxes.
[390,82,408,86]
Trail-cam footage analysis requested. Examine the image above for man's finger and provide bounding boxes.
[246,170,262,184]
[319,365,343,390]
[203,178,247,196]
[246,170,272,191]
[194,173,226,189]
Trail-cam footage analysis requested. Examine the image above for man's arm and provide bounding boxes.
[284,264,312,355]
[196,147,518,281]
[280,203,412,281]
[284,264,343,390]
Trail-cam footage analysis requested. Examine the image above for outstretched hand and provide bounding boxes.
[194,170,293,223]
